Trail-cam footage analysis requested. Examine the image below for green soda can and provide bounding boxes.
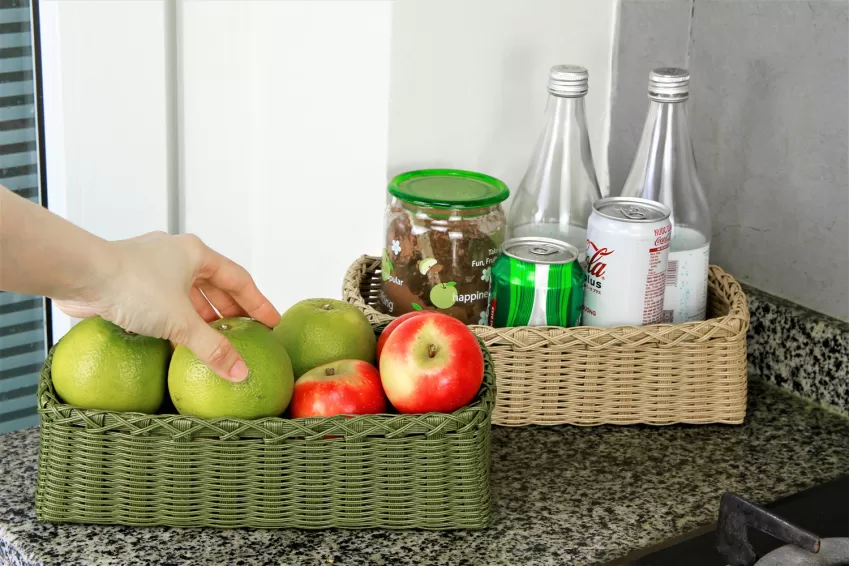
[488,237,584,327]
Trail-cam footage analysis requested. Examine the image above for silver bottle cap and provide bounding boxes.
[648,67,689,102]
[548,65,588,97]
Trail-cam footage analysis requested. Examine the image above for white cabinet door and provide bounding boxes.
[181,0,391,314]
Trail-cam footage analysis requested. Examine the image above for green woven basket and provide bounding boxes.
[35,325,494,529]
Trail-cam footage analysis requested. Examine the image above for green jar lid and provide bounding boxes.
[388,169,510,209]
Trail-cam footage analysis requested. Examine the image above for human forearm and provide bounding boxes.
[0,185,279,381]
[0,186,115,302]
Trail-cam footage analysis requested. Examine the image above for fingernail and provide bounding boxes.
[228,360,249,382]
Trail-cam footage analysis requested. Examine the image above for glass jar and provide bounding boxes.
[380,169,509,325]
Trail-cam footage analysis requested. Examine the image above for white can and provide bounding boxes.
[582,197,672,327]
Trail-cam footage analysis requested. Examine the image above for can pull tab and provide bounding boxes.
[529,245,558,256]
[620,205,648,220]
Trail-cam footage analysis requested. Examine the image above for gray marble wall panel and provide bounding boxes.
[610,0,849,320]
[609,0,692,194]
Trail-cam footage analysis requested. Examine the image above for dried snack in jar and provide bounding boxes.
[380,170,508,325]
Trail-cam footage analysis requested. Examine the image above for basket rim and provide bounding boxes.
[343,254,751,342]
[37,323,496,442]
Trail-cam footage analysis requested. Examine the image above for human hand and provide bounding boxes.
[55,231,280,382]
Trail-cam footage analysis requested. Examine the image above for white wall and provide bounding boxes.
[388,0,618,197]
[40,0,171,238]
[41,0,618,340]
[179,0,391,314]
[40,0,172,339]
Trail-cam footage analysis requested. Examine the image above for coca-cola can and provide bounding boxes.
[582,197,672,327]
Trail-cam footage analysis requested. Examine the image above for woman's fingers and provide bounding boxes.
[54,299,100,319]
[201,285,249,319]
[176,310,248,383]
[189,287,219,323]
[197,248,280,328]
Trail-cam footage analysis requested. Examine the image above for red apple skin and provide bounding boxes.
[290,359,387,418]
[379,313,484,414]
[376,311,432,361]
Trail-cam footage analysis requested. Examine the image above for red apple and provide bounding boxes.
[290,359,387,418]
[376,311,432,360]
[379,313,484,414]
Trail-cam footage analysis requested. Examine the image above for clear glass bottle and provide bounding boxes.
[507,65,602,260]
[618,68,711,323]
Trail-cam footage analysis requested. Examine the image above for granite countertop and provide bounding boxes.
[0,379,846,566]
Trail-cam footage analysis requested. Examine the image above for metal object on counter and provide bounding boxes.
[758,538,849,566]
[716,492,849,566]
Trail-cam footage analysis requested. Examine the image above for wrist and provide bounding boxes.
[74,237,121,306]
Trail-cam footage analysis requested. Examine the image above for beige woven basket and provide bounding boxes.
[343,255,750,427]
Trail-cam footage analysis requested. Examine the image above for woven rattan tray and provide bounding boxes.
[36,325,494,529]
[343,255,750,427]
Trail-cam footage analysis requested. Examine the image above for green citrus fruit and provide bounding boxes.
[51,317,171,413]
[168,317,294,419]
[273,298,377,377]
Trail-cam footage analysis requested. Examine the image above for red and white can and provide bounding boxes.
[582,197,672,327]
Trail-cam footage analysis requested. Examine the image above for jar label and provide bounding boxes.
[381,203,504,325]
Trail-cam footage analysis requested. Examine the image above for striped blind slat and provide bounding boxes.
[0,0,44,433]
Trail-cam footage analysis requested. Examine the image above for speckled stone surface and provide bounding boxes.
[0,380,847,566]
[745,284,849,412]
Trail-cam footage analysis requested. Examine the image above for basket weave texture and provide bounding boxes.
[343,255,750,427]
[35,325,494,529]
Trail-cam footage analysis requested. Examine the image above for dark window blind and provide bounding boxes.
[0,0,46,433]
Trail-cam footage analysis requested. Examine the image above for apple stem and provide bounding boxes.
[428,344,438,358]
[325,368,335,376]
[322,304,332,310]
